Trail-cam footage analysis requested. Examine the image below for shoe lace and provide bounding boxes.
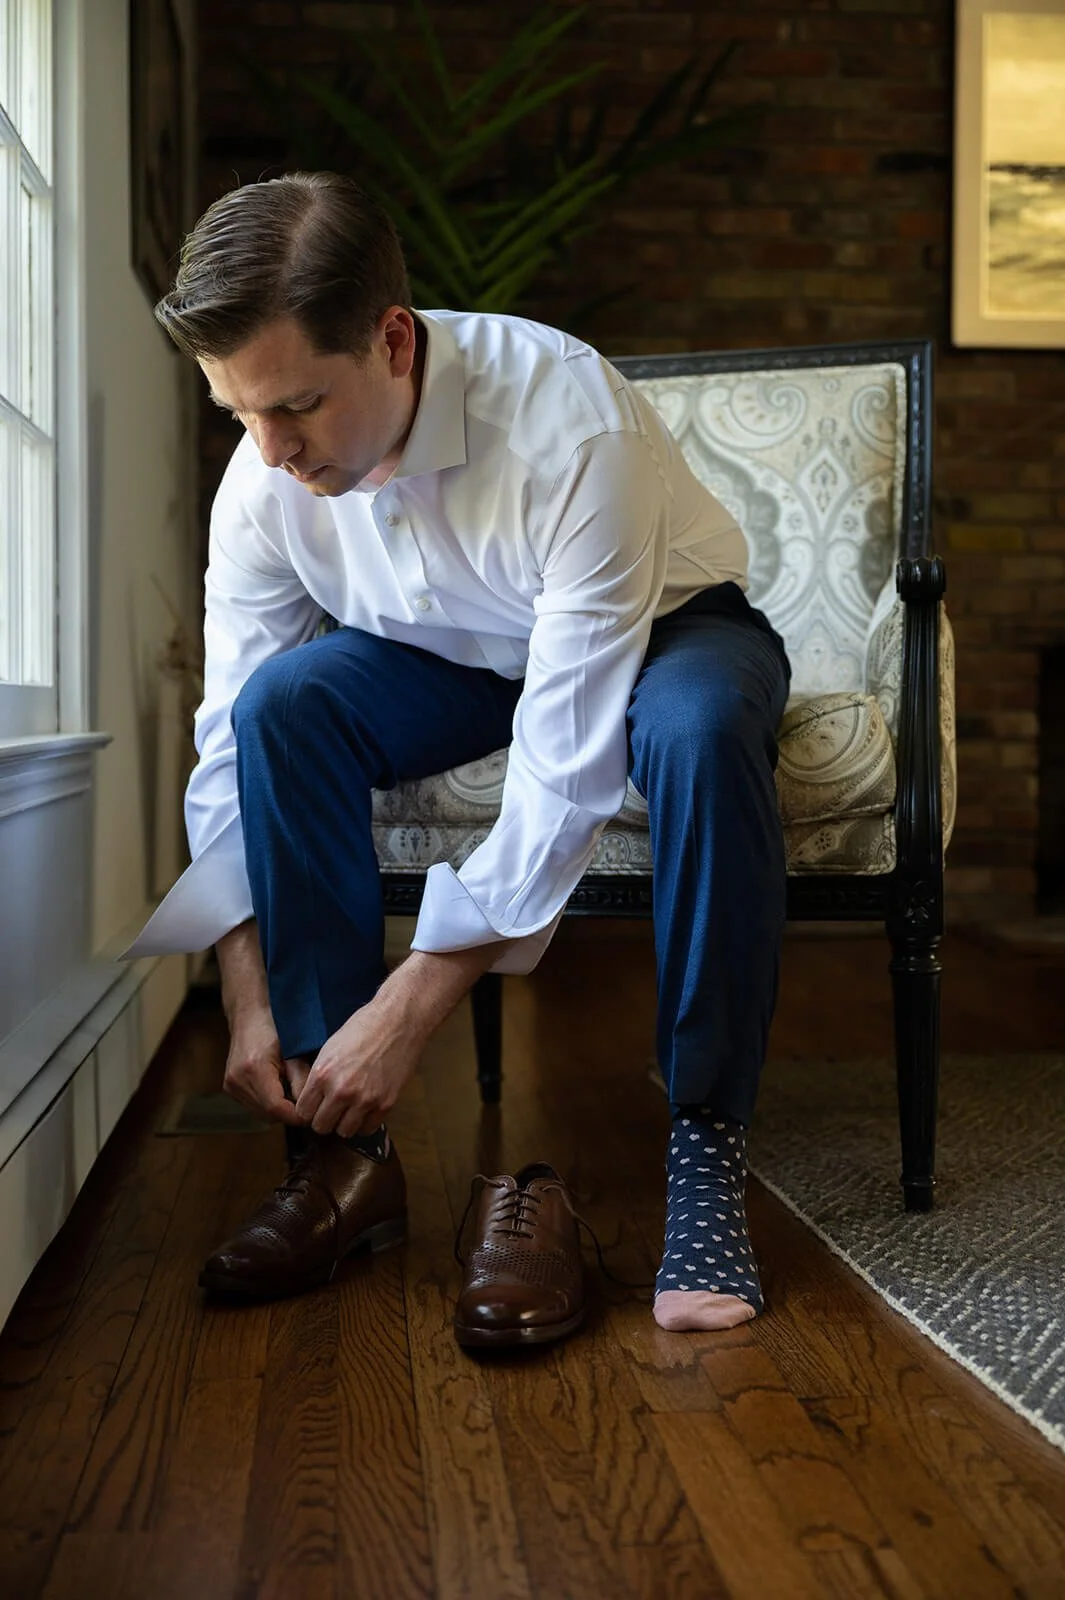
[491,1186,543,1241]
[453,1175,654,1291]
[277,1167,313,1197]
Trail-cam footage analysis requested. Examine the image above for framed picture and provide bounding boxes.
[130,0,186,306]
[953,0,1065,349]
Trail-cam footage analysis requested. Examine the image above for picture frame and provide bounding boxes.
[953,0,1065,349]
[130,0,186,306]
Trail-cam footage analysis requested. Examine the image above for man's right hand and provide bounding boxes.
[215,919,302,1126]
[224,1006,303,1126]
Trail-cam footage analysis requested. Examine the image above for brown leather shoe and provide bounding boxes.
[199,1133,407,1299]
[454,1162,585,1348]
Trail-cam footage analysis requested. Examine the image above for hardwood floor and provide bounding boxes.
[1,926,1063,1599]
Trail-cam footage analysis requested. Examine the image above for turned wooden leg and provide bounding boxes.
[888,931,942,1211]
[470,971,503,1104]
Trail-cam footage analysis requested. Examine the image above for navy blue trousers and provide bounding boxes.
[231,584,791,1125]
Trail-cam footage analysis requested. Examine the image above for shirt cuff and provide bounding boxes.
[121,815,254,957]
[410,862,564,974]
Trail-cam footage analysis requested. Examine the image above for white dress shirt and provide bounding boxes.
[129,311,748,972]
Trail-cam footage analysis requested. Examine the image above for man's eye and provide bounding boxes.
[291,398,322,415]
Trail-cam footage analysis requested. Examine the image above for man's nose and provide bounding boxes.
[253,415,301,469]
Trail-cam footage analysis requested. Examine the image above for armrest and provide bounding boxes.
[894,556,947,894]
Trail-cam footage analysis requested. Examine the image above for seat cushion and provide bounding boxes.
[776,691,895,824]
[371,689,898,879]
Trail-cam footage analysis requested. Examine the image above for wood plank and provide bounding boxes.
[389,1073,532,1600]
[804,1396,1021,1600]
[40,1533,153,1600]
[490,1324,702,1598]
[188,1134,282,1384]
[654,1409,824,1600]
[0,1171,122,1444]
[335,1246,435,1598]
[699,1339,917,1597]
[62,1138,236,1532]
[0,1135,193,1597]
[235,1289,338,1600]
[619,1542,729,1600]
[147,1377,262,1600]
[611,1298,724,1414]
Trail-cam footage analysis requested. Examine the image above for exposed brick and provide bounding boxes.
[743,47,837,77]
[773,145,873,177]
[302,3,396,28]
[703,209,794,237]
[1030,529,1065,554]
[890,211,943,243]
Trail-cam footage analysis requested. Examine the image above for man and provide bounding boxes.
[132,171,790,1341]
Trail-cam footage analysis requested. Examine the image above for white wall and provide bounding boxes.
[85,0,200,952]
[0,0,201,1330]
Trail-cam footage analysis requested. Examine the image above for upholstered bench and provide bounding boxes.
[372,341,955,1211]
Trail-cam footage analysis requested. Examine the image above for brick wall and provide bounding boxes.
[196,0,1065,926]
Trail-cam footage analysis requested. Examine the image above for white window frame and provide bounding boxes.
[0,0,88,741]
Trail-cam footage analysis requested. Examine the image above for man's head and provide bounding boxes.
[156,173,420,496]
[157,171,411,362]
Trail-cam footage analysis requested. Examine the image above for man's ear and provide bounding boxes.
[380,307,417,379]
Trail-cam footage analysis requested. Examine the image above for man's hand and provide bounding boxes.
[223,1005,303,1126]
[294,945,501,1137]
[215,919,302,1126]
[294,993,421,1137]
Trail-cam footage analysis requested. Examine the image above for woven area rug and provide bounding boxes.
[748,1052,1065,1452]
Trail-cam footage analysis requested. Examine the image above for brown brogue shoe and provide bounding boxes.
[199,1133,407,1299]
[454,1162,585,1349]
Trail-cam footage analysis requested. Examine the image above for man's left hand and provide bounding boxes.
[292,993,421,1137]
[291,944,501,1137]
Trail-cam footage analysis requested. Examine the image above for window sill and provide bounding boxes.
[0,731,111,819]
[0,730,111,761]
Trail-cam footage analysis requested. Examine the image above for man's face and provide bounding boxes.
[199,311,419,497]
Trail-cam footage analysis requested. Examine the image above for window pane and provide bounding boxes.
[0,2,13,113]
[0,414,14,680]
[0,144,14,404]
[16,0,50,182]
[18,165,50,428]
[18,428,53,684]
[0,0,55,707]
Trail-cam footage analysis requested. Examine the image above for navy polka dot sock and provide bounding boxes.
[654,1106,763,1321]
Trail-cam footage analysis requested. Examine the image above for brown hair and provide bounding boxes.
[155,172,411,360]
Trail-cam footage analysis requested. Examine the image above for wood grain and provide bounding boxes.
[804,1395,1021,1600]
[335,1246,435,1598]
[654,1408,825,1599]
[63,1138,235,1532]
[0,929,1063,1599]
[235,1289,339,1600]
[391,1075,532,1600]
[148,1377,262,1600]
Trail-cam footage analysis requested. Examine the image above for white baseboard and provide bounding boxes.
[0,934,191,1332]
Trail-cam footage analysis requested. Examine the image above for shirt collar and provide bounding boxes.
[390,311,468,482]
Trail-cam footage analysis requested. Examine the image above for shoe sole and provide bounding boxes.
[453,1307,585,1350]
[198,1211,408,1300]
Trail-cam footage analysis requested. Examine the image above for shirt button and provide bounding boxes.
[414,595,432,612]
[384,512,400,526]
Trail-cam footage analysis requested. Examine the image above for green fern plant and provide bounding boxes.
[250,0,751,318]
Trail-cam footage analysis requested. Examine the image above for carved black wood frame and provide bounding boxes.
[381,339,944,1211]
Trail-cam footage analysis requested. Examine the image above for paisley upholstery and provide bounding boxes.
[372,362,955,878]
